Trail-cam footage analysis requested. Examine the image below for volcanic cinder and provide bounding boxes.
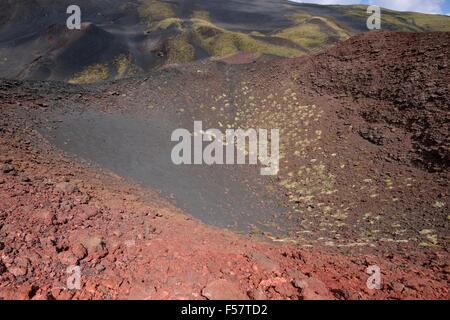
[0,2,449,301]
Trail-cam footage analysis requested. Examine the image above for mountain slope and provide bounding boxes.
[0,0,450,82]
[0,31,448,299]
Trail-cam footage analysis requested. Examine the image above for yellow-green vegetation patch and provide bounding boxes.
[288,163,337,205]
[404,12,450,32]
[382,11,450,31]
[419,229,434,235]
[139,0,176,25]
[234,33,301,57]
[381,13,423,31]
[191,19,301,57]
[432,201,445,208]
[113,54,141,79]
[165,34,195,64]
[68,63,110,84]
[418,229,440,247]
[231,85,337,218]
[250,31,265,37]
[335,5,450,32]
[275,12,352,52]
[190,10,211,22]
[114,56,127,79]
[151,17,183,31]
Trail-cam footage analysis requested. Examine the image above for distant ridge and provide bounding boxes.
[0,0,449,82]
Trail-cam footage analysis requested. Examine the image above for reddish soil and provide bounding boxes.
[0,31,449,300]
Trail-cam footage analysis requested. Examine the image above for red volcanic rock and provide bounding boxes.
[1,163,14,173]
[293,276,334,300]
[8,257,31,278]
[35,209,55,226]
[55,181,79,194]
[247,252,280,273]
[202,279,249,300]
[0,31,448,301]
[71,243,88,260]
[58,251,79,266]
[0,259,7,275]
[79,205,99,220]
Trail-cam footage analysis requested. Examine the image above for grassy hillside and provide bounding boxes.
[0,0,449,82]
[138,0,450,66]
[332,5,450,32]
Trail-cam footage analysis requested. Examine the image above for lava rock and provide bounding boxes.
[58,251,79,266]
[202,279,248,300]
[1,163,14,173]
[36,209,55,226]
[0,259,6,274]
[247,252,280,273]
[71,243,88,260]
[55,182,79,194]
[293,277,334,300]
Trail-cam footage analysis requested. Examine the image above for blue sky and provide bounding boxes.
[290,0,450,15]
